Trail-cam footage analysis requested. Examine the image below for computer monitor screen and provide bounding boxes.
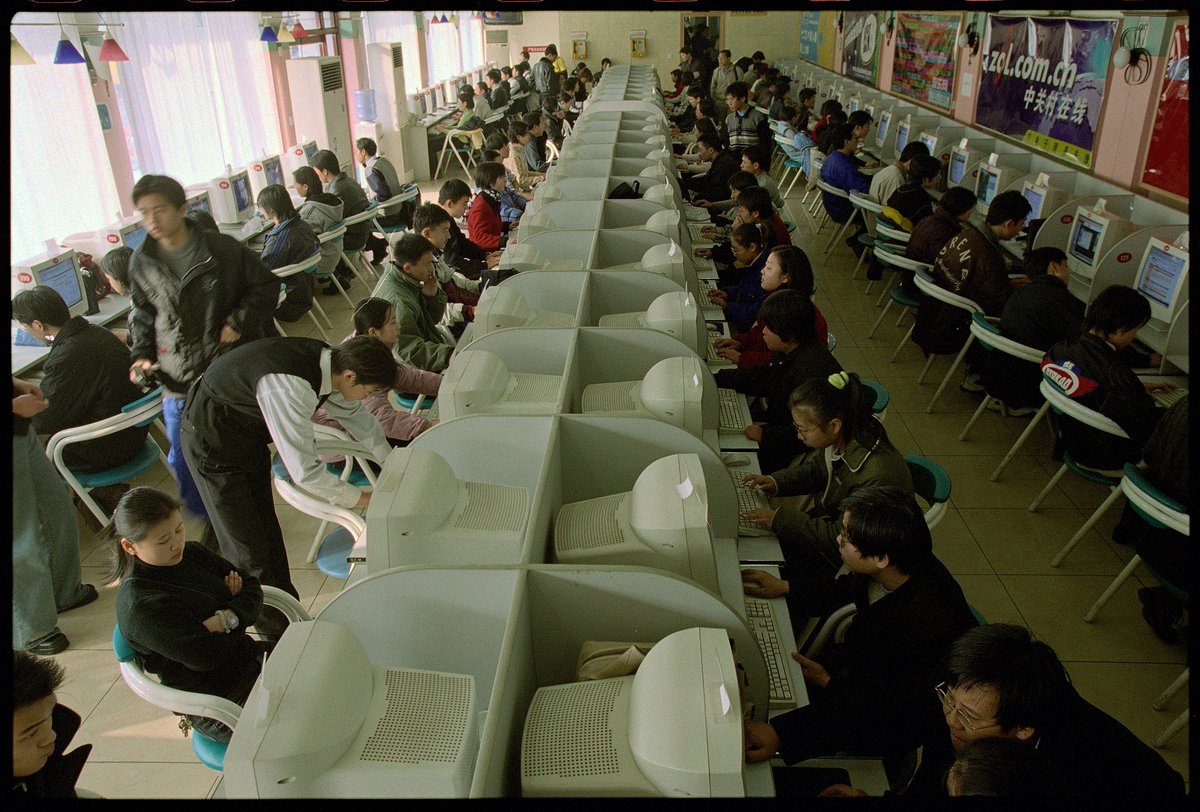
[894,122,911,154]
[918,132,937,154]
[1135,237,1189,321]
[122,222,148,250]
[187,191,211,214]
[864,103,875,119]
[263,155,285,188]
[875,112,892,147]
[302,141,318,163]
[948,149,968,186]
[847,96,860,114]
[1068,210,1106,267]
[35,254,85,310]
[976,166,1000,206]
[232,174,252,214]
[1021,183,1046,228]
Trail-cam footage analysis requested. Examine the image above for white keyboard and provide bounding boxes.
[1152,387,1187,408]
[688,223,712,241]
[693,255,717,275]
[719,388,746,431]
[706,331,733,366]
[731,470,773,537]
[744,597,797,707]
[685,205,709,222]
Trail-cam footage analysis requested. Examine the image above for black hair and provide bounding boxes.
[838,485,931,575]
[945,737,1064,797]
[827,122,857,151]
[11,286,69,328]
[751,50,766,62]
[486,68,501,84]
[185,210,219,234]
[438,178,472,205]
[508,120,530,142]
[788,371,892,453]
[727,170,758,194]
[984,190,1032,227]
[481,150,500,163]
[330,335,399,388]
[292,165,321,197]
[798,87,817,103]
[818,98,843,117]
[309,149,341,176]
[484,131,507,152]
[908,155,944,185]
[458,90,475,110]
[100,246,134,292]
[1023,246,1068,280]
[939,186,978,216]
[474,161,508,190]
[694,118,720,147]
[131,174,186,209]
[697,131,724,153]
[515,62,529,75]
[14,649,66,711]
[725,81,750,101]
[392,232,435,268]
[601,57,611,67]
[758,289,815,344]
[770,245,815,295]
[670,68,682,81]
[741,143,770,171]
[898,140,932,163]
[543,97,562,116]
[545,44,558,57]
[355,137,378,156]
[679,45,692,56]
[1085,284,1152,334]
[522,111,545,129]
[256,184,297,221]
[779,105,797,123]
[696,98,720,121]
[352,297,394,338]
[730,222,764,252]
[847,110,873,129]
[718,49,732,59]
[102,487,184,583]
[476,81,489,95]
[500,66,512,77]
[686,84,707,100]
[412,201,453,234]
[939,624,1072,735]
[735,185,774,220]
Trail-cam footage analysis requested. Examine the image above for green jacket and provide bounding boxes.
[768,436,913,572]
[370,263,454,372]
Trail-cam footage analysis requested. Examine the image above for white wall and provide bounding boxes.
[498,10,561,67]
[558,11,681,85]
[724,12,803,66]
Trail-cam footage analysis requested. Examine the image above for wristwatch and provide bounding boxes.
[216,609,239,633]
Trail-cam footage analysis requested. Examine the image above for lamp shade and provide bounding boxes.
[98,32,129,62]
[11,33,36,66]
[277,25,295,44]
[53,34,86,65]
[291,22,308,40]
[259,25,278,43]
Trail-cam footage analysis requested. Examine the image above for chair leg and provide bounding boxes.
[310,296,335,329]
[784,169,803,198]
[72,481,110,528]
[274,318,288,337]
[1050,485,1123,567]
[434,139,451,180]
[331,257,359,309]
[1153,708,1190,748]
[850,247,869,280]
[1029,463,1068,512]
[916,352,938,384]
[307,310,330,342]
[990,401,1051,482]
[823,214,855,259]
[1083,554,1141,622]
[889,324,915,363]
[926,336,975,413]
[1153,668,1189,710]
[874,271,898,307]
[867,300,894,339]
[957,396,991,442]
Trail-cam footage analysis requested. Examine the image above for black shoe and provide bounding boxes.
[27,630,69,655]
[59,584,99,613]
[1138,587,1186,645]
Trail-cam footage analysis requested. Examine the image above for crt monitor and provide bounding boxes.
[1063,205,1139,276]
[521,626,744,797]
[224,619,478,798]
[846,96,860,114]
[1020,181,1046,228]
[975,164,1003,208]
[186,189,212,214]
[12,250,89,318]
[579,356,717,450]
[596,291,704,355]
[209,169,254,225]
[875,111,893,149]
[894,120,911,155]
[364,446,529,573]
[120,220,148,250]
[917,131,938,156]
[302,141,318,163]
[1134,236,1190,328]
[436,349,564,422]
[261,154,286,188]
[947,147,970,187]
[470,285,576,337]
[553,453,719,595]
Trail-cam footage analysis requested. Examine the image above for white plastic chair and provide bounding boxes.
[370,184,421,247]
[909,268,985,413]
[800,152,825,219]
[434,127,484,180]
[813,179,861,258]
[1152,668,1189,748]
[340,204,383,287]
[957,313,1048,443]
[45,388,170,527]
[113,586,310,771]
[317,223,357,310]
[269,252,328,342]
[847,191,884,281]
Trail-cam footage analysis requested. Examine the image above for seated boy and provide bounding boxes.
[740,143,785,211]
[503,121,545,192]
[707,223,769,334]
[699,186,790,285]
[437,179,501,280]
[369,232,455,372]
[13,651,92,798]
[885,154,944,227]
[412,202,481,338]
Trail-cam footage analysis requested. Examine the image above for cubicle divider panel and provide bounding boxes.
[581,271,686,326]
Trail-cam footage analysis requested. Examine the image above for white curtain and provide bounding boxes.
[110,11,281,187]
[10,13,123,263]
[460,14,484,72]
[362,11,422,94]
[425,14,463,88]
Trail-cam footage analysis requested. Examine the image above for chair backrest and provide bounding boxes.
[912,266,984,316]
[271,252,323,279]
[47,389,165,464]
[1120,463,1189,535]
[849,190,883,214]
[808,153,825,181]
[969,312,1044,364]
[319,223,348,245]
[861,379,890,415]
[873,243,931,275]
[342,203,380,227]
[875,221,911,244]
[904,454,952,530]
[815,178,851,200]
[1038,375,1131,439]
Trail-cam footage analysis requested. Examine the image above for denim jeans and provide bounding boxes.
[162,394,208,519]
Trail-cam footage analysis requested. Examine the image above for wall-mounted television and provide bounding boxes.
[482,12,524,26]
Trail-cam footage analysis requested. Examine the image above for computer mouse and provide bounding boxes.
[723,453,751,467]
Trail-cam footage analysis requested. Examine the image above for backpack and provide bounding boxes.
[607,181,642,200]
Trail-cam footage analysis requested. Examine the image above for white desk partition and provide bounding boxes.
[578,270,687,324]
[560,142,671,162]
[547,157,667,181]
[584,100,665,116]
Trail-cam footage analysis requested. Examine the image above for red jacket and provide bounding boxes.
[467,192,504,251]
[732,302,829,369]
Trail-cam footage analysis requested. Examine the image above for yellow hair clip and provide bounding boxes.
[828,371,850,389]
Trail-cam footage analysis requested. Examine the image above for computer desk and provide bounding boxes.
[11,293,132,377]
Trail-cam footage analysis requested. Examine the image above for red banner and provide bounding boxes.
[1140,23,1188,199]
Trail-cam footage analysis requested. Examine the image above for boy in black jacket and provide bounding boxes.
[13,650,92,798]
[437,179,500,280]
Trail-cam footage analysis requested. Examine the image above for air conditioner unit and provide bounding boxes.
[365,42,418,185]
[285,56,354,172]
[484,29,508,69]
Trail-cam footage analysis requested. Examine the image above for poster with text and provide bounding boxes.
[799,12,838,71]
[975,16,1117,169]
[842,11,881,86]
[891,12,961,110]
[1140,23,1188,199]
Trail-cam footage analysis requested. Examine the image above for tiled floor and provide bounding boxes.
[36,170,1189,797]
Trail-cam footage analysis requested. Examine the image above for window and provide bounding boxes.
[10,14,122,262]
[109,11,282,188]
[460,13,484,72]
[362,10,422,94]
[425,13,462,87]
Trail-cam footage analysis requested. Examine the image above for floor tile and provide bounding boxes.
[76,679,203,762]
[930,507,994,576]
[903,408,1032,459]
[57,568,123,651]
[960,507,1128,576]
[953,573,1027,626]
[938,453,1074,510]
[77,761,221,799]
[54,647,122,720]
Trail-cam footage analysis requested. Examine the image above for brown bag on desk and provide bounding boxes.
[575,641,655,681]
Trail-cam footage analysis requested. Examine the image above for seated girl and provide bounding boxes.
[466,162,509,252]
[739,372,914,579]
[502,121,545,192]
[706,223,769,335]
[110,487,267,743]
[313,297,441,447]
[715,245,829,368]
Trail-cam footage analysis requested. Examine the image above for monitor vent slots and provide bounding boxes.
[595,312,644,328]
[580,381,637,412]
[508,373,564,403]
[522,679,626,777]
[360,670,473,763]
[456,482,527,532]
[555,493,627,551]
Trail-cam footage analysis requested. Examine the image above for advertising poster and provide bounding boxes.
[975,15,1117,169]
[1140,23,1188,199]
[841,11,881,85]
[891,12,961,110]
[799,12,838,70]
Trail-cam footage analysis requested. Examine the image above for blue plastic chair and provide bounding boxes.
[861,379,890,420]
[904,454,952,531]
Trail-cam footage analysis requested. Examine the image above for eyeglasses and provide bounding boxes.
[935,682,997,732]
